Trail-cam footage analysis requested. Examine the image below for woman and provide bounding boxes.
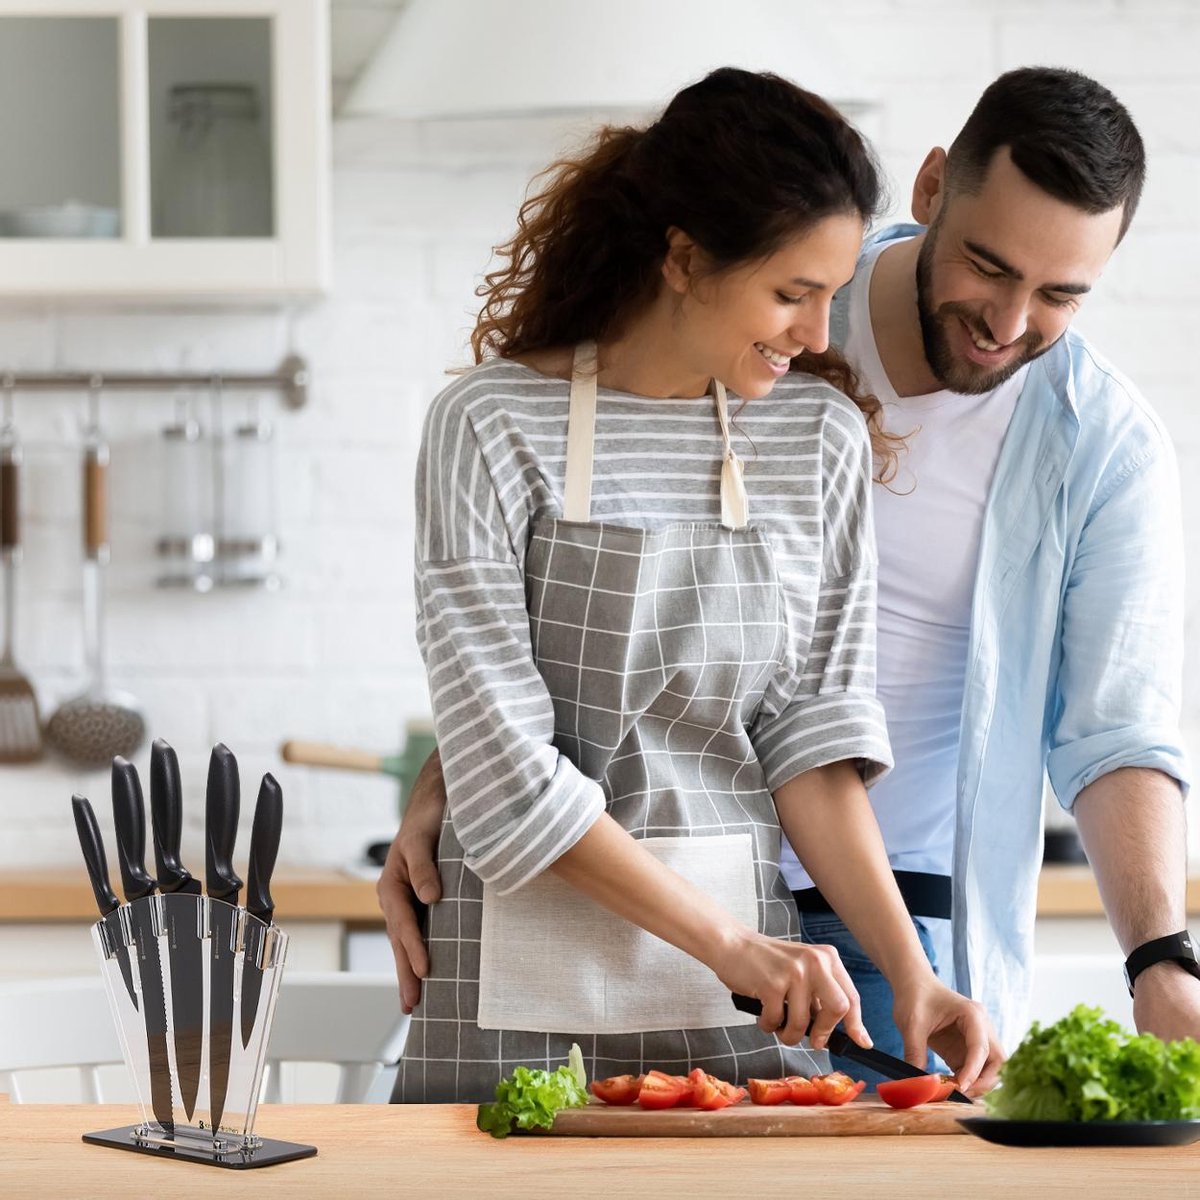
[396,67,997,1102]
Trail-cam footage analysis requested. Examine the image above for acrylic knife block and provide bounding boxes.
[84,893,316,1169]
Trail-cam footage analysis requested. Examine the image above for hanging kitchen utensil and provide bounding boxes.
[0,383,42,761]
[215,395,280,588]
[156,395,215,591]
[45,389,145,766]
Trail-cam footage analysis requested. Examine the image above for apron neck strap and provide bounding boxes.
[564,341,748,529]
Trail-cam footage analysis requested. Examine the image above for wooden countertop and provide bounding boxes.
[0,868,383,924]
[2,1097,1199,1198]
[4,865,1199,924]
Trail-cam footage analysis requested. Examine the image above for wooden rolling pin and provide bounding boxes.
[280,740,406,779]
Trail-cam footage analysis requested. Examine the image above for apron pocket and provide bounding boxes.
[476,833,760,1035]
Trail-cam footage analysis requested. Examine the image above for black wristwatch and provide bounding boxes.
[1123,931,1200,996]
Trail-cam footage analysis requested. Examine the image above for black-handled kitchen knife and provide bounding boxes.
[205,743,242,1133]
[70,793,138,1012]
[731,993,973,1104]
[112,757,175,1133]
[240,773,283,1049]
[149,738,204,1122]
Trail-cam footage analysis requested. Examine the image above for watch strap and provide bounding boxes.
[1124,931,1200,996]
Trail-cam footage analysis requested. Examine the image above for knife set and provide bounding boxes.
[72,739,316,1169]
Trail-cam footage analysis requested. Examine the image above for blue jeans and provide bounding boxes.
[796,910,949,1088]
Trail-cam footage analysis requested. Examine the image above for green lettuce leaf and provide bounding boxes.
[476,1049,590,1139]
[986,1004,1200,1122]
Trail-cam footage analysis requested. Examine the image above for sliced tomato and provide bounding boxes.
[929,1076,958,1103]
[813,1071,866,1106]
[876,1074,944,1109]
[785,1075,820,1105]
[673,1073,699,1107]
[747,1077,793,1106]
[638,1069,688,1109]
[591,1074,642,1105]
[689,1069,740,1111]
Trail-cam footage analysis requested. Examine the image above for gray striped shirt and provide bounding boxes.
[416,358,892,894]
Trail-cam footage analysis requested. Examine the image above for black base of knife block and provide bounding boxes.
[83,1125,318,1169]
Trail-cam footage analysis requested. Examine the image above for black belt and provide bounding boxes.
[792,870,952,921]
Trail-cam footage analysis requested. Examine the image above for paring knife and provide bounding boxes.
[149,738,204,1123]
[112,757,176,1134]
[730,993,973,1104]
[205,743,242,1133]
[240,773,283,1049]
[70,794,138,1012]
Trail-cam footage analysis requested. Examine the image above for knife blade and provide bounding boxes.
[240,772,283,1049]
[70,794,138,1012]
[149,738,204,1123]
[112,757,175,1134]
[205,743,242,1133]
[730,993,973,1104]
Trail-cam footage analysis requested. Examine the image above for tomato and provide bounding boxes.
[875,1074,944,1109]
[638,1069,688,1109]
[674,1073,699,1107]
[689,1069,741,1111]
[747,1077,793,1106]
[930,1076,958,1103]
[812,1072,866,1106]
[785,1075,820,1105]
[591,1074,642,1105]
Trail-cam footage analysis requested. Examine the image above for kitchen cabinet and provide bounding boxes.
[0,0,328,297]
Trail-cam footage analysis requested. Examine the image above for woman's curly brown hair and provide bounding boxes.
[471,68,903,482]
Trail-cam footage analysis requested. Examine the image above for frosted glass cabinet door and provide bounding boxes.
[0,1,328,298]
[149,17,275,239]
[0,17,122,240]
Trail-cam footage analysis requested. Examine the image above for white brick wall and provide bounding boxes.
[1,0,1197,873]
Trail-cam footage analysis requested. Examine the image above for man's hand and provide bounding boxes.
[1133,961,1200,1044]
[376,750,448,1013]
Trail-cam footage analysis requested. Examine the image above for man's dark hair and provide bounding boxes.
[945,66,1145,241]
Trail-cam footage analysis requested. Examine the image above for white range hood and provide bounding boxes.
[343,0,876,120]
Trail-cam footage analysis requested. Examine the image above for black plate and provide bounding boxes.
[958,1116,1200,1147]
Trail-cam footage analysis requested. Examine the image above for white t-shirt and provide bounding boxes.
[780,237,1024,890]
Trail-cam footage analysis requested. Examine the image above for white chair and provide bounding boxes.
[0,972,409,1105]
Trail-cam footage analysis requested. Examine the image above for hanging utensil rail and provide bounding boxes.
[0,353,310,410]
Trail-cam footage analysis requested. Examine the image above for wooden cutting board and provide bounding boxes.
[546,1096,972,1137]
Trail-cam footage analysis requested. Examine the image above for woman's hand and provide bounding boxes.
[890,972,1005,1096]
[376,751,447,1013]
[706,926,871,1051]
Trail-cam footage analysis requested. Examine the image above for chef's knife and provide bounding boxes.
[205,743,242,1133]
[730,993,973,1104]
[70,794,138,1012]
[240,772,283,1049]
[149,738,204,1122]
[112,757,175,1134]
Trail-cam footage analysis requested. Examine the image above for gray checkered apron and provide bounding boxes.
[396,343,825,1102]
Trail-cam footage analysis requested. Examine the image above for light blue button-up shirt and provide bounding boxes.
[832,225,1192,1049]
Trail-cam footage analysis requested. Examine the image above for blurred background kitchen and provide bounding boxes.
[0,0,1196,1030]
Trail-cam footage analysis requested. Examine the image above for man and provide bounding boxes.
[379,67,1194,1067]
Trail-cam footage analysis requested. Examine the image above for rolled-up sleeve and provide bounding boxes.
[751,403,893,791]
[1047,440,1191,809]
[417,387,606,893]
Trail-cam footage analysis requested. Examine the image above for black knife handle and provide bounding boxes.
[112,757,156,902]
[245,773,283,924]
[206,743,242,902]
[71,795,120,916]
[150,738,198,894]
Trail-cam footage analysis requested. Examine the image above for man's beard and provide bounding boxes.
[914,223,1049,395]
